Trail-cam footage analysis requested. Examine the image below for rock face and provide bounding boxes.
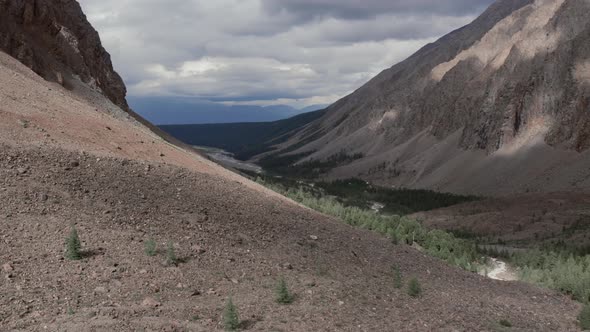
[0,0,128,109]
[266,0,590,195]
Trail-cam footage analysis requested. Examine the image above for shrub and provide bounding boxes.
[166,241,177,266]
[579,305,590,330]
[407,278,422,298]
[499,319,512,327]
[393,266,402,289]
[145,238,157,256]
[276,277,294,304]
[65,225,82,260]
[223,297,240,331]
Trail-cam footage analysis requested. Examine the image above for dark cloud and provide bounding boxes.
[262,0,495,20]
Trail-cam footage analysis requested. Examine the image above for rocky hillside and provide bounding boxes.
[252,0,590,195]
[0,0,128,109]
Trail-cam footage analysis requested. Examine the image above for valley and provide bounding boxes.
[1,0,589,330]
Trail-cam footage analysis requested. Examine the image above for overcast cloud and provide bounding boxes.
[78,0,493,108]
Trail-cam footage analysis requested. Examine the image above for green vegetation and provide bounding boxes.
[275,277,294,304]
[248,175,478,216]
[317,178,478,215]
[393,265,403,289]
[144,238,157,256]
[65,225,82,260]
[166,241,177,266]
[499,319,512,327]
[579,304,590,330]
[510,249,590,303]
[407,278,422,298]
[223,297,240,331]
[255,177,482,272]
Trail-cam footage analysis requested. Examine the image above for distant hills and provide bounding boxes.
[160,109,327,160]
[128,96,327,125]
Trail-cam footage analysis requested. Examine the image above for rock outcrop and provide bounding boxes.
[0,0,128,109]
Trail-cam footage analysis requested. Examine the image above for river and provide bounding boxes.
[195,146,263,174]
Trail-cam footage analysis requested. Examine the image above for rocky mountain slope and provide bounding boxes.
[0,0,127,109]
[249,0,590,196]
[0,0,583,330]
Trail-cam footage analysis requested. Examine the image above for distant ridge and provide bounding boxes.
[129,96,327,125]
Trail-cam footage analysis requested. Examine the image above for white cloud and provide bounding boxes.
[78,0,490,107]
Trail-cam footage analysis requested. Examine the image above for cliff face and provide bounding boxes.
[0,0,128,109]
[262,0,590,195]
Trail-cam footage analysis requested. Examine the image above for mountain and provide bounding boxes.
[128,96,326,125]
[171,0,590,196]
[0,0,581,330]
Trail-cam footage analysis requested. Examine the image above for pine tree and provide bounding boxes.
[392,265,402,289]
[408,277,422,298]
[65,225,82,260]
[144,238,157,256]
[166,241,177,266]
[275,277,294,304]
[223,297,240,331]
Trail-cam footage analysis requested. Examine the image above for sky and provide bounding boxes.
[78,0,494,108]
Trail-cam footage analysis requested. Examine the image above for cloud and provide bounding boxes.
[262,0,494,20]
[78,0,493,108]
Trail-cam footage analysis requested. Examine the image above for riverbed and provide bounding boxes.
[195,146,263,173]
